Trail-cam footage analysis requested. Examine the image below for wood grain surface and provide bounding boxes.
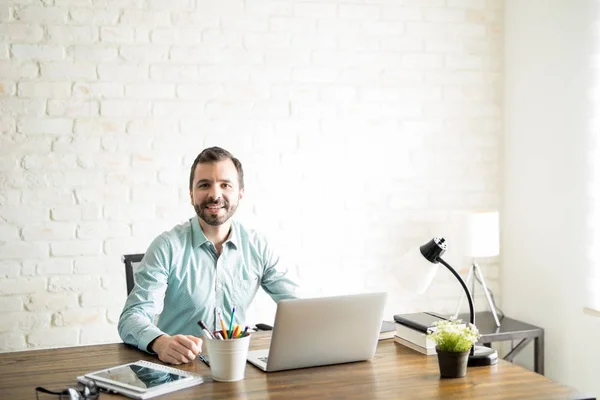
[0,332,594,400]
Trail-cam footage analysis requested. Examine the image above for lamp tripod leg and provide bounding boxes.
[473,263,501,327]
[454,265,475,319]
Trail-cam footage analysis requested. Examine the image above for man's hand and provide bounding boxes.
[151,334,203,365]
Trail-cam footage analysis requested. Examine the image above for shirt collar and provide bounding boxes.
[226,221,239,249]
[191,216,210,248]
[191,217,239,249]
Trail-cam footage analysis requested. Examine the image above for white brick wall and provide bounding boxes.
[0,0,502,352]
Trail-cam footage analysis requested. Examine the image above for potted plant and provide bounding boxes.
[428,318,481,378]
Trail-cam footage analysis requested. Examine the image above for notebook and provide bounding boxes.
[247,292,387,372]
[393,312,447,333]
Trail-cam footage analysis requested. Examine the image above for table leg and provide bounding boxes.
[534,332,544,375]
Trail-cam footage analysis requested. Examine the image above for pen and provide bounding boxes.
[198,353,210,367]
[218,310,229,339]
[197,320,215,339]
[239,326,249,338]
[215,331,224,340]
[228,306,236,339]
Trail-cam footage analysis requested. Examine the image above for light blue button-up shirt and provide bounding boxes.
[118,217,300,352]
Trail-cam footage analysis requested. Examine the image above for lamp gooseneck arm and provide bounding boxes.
[436,257,475,326]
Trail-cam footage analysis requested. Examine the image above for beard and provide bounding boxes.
[193,198,238,226]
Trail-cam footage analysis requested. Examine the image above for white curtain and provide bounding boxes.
[586,20,600,312]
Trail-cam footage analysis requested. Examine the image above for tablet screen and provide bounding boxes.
[88,363,191,391]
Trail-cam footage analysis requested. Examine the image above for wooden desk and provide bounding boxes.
[0,332,594,400]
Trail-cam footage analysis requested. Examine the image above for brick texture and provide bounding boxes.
[0,0,502,351]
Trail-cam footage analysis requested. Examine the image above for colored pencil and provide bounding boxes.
[240,326,249,338]
[218,310,229,339]
[231,325,241,339]
[228,306,236,339]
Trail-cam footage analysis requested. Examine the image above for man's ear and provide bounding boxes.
[239,188,245,201]
[189,190,194,205]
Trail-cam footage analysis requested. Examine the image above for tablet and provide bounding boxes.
[78,360,206,399]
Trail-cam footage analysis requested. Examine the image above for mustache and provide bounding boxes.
[201,199,228,207]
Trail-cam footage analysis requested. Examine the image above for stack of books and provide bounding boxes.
[392,312,447,356]
[379,320,396,340]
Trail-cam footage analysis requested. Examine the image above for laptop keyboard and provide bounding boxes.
[259,356,268,363]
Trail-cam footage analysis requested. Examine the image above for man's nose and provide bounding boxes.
[208,186,222,201]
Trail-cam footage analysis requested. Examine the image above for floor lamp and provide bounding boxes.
[454,211,502,327]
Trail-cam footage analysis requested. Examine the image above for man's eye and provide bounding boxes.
[198,183,209,188]
[222,184,232,189]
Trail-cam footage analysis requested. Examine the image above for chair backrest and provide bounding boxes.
[122,253,144,295]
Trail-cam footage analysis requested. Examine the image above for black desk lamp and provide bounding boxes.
[415,237,498,367]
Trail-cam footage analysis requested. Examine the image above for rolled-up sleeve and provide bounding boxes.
[118,236,170,352]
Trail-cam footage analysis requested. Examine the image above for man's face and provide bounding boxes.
[190,159,244,227]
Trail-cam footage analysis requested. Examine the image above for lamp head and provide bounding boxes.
[419,237,447,263]
[396,237,447,295]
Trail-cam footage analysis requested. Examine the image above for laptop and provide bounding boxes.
[247,292,387,372]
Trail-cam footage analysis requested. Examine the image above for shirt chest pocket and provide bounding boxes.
[231,276,260,309]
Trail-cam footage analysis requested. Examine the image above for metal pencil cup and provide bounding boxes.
[204,334,251,382]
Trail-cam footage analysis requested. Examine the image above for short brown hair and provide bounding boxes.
[189,147,244,190]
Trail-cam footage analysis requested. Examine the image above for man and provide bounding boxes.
[118,147,300,365]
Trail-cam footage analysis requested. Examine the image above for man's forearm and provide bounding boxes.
[118,306,165,352]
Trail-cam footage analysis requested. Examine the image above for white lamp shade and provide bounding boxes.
[395,246,440,295]
[464,211,500,257]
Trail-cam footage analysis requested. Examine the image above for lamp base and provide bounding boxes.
[468,345,498,367]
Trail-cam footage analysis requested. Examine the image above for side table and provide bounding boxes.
[458,311,545,375]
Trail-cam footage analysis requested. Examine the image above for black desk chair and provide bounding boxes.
[122,253,144,295]
[122,253,162,323]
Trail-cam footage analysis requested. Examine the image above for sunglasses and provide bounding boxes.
[35,380,100,400]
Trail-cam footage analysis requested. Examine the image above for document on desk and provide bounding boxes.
[77,360,207,399]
